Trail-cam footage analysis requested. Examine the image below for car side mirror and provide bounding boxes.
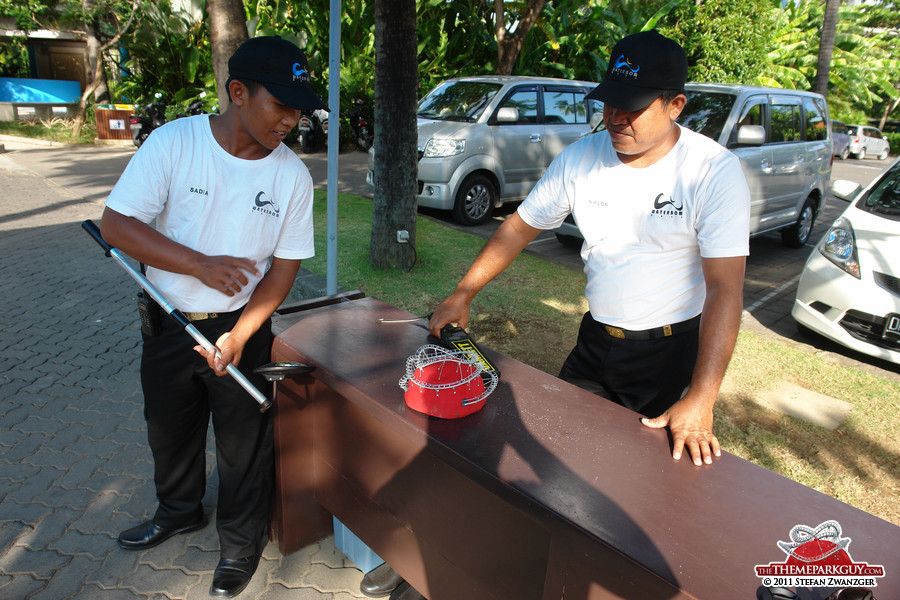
[496,107,519,123]
[832,179,863,202]
[589,111,604,131]
[736,124,766,146]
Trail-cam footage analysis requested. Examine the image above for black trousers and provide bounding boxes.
[140,310,273,559]
[558,312,700,418]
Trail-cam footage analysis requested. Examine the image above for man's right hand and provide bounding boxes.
[101,208,259,295]
[428,292,471,337]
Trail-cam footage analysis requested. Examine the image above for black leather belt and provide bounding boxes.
[183,308,241,322]
[600,314,701,340]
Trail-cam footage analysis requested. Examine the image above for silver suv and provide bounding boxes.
[555,83,833,248]
[366,76,601,225]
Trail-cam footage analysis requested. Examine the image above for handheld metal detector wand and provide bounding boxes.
[82,219,271,412]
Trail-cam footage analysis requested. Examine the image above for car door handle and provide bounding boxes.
[530,134,542,143]
[760,159,772,174]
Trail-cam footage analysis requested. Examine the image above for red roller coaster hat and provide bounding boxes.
[400,345,498,419]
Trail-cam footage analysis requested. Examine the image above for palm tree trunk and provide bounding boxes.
[207,0,248,112]
[813,0,840,97]
[370,0,418,269]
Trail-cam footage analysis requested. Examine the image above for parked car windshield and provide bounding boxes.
[678,91,736,141]
[860,162,900,220]
[417,81,503,122]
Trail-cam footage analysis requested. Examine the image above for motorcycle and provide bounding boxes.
[349,98,373,151]
[175,98,206,119]
[129,100,167,148]
[297,108,329,153]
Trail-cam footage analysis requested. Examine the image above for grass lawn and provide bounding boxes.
[302,191,900,526]
[0,118,98,145]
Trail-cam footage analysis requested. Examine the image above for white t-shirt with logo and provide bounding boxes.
[519,125,750,330]
[105,115,315,313]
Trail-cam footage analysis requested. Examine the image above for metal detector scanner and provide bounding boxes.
[81,219,312,412]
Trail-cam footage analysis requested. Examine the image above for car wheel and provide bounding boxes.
[781,197,817,248]
[879,147,889,160]
[855,147,866,160]
[839,146,849,160]
[452,174,496,226]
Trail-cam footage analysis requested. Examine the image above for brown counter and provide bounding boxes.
[270,296,899,600]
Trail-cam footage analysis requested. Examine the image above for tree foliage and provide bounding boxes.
[4,0,899,132]
[114,1,214,115]
[752,0,899,123]
[662,0,775,84]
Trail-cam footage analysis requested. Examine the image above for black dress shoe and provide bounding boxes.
[210,555,259,598]
[389,580,427,600]
[117,517,207,551]
[360,563,404,597]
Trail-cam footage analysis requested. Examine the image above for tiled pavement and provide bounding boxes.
[0,144,367,599]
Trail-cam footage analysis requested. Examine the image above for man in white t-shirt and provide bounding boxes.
[429,30,750,469]
[100,37,326,598]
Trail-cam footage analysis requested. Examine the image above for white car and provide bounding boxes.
[846,124,891,161]
[792,157,900,364]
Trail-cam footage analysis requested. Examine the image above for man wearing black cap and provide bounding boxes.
[100,36,327,598]
[430,30,750,468]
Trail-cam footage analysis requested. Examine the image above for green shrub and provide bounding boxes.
[886,132,900,155]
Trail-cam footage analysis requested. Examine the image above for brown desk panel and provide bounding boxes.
[270,297,899,600]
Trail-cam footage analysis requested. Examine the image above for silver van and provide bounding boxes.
[554,83,833,248]
[367,76,601,225]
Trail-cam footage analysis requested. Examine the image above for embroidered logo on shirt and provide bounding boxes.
[650,193,684,217]
[252,191,280,217]
[190,187,209,196]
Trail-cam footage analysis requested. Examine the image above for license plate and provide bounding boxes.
[883,313,900,341]
[130,124,141,130]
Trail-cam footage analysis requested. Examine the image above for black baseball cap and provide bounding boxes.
[228,36,328,111]
[587,30,688,112]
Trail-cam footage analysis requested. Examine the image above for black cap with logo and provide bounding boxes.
[228,36,328,111]
[587,30,688,112]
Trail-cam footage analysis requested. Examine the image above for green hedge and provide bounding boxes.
[887,132,900,156]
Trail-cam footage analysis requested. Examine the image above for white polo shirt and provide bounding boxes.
[519,125,750,330]
[105,115,315,313]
